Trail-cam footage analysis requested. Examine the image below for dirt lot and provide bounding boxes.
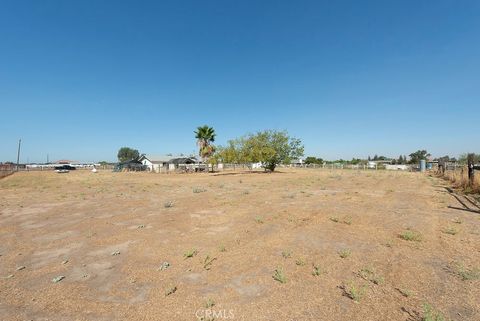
[0,169,479,321]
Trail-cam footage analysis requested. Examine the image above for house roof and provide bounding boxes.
[55,160,77,164]
[139,154,200,164]
[169,157,197,165]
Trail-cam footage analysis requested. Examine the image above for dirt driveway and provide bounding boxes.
[0,169,479,321]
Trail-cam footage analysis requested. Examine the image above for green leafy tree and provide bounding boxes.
[305,156,324,165]
[194,125,216,170]
[214,138,245,164]
[117,147,139,162]
[350,158,362,165]
[243,130,304,171]
[408,150,431,164]
[213,130,303,172]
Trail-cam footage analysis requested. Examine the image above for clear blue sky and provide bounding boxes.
[1,0,479,163]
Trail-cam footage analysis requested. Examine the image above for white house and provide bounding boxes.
[251,162,263,169]
[137,154,199,172]
[385,164,410,171]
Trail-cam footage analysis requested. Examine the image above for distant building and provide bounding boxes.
[385,164,410,171]
[251,162,263,169]
[291,159,305,166]
[55,160,77,164]
[137,154,200,172]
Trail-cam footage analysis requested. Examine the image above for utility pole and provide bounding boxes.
[16,139,21,171]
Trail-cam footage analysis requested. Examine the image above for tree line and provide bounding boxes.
[116,126,304,172]
[117,128,479,170]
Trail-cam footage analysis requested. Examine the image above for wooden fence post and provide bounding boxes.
[467,153,475,186]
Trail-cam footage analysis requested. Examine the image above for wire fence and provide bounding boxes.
[0,170,15,179]
[437,163,480,193]
[0,164,15,179]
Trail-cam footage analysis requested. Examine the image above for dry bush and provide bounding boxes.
[442,167,480,194]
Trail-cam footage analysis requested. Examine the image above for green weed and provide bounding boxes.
[272,268,287,284]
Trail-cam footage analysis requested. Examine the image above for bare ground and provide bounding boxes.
[0,169,479,321]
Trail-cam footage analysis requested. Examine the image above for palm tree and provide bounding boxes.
[194,125,216,172]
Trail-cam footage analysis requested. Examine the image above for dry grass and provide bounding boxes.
[442,167,480,194]
[0,169,479,320]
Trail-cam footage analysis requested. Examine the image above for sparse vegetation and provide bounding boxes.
[454,264,480,281]
[372,275,384,285]
[281,250,291,259]
[164,201,174,208]
[359,267,384,285]
[344,282,366,302]
[422,303,448,321]
[203,255,217,270]
[442,227,458,235]
[312,264,322,276]
[399,229,422,242]
[330,216,351,225]
[343,216,352,225]
[165,285,177,296]
[193,187,207,193]
[358,267,374,279]
[184,249,198,259]
[397,288,412,297]
[3,168,478,320]
[272,268,287,284]
[205,298,215,308]
[338,249,351,258]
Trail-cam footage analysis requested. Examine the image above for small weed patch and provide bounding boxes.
[330,216,352,225]
[165,285,177,296]
[255,216,264,224]
[399,230,422,242]
[442,227,458,235]
[396,288,412,297]
[272,268,287,284]
[455,264,480,281]
[184,249,198,259]
[359,267,384,285]
[338,249,351,258]
[422,303,449,321]
[281,250,291,259]
[203,255,217,270]
[205,298,215,308]
[343,282,366,302]
[312,264,322,276]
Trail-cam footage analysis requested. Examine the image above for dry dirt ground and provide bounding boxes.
[0,169,479,321]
